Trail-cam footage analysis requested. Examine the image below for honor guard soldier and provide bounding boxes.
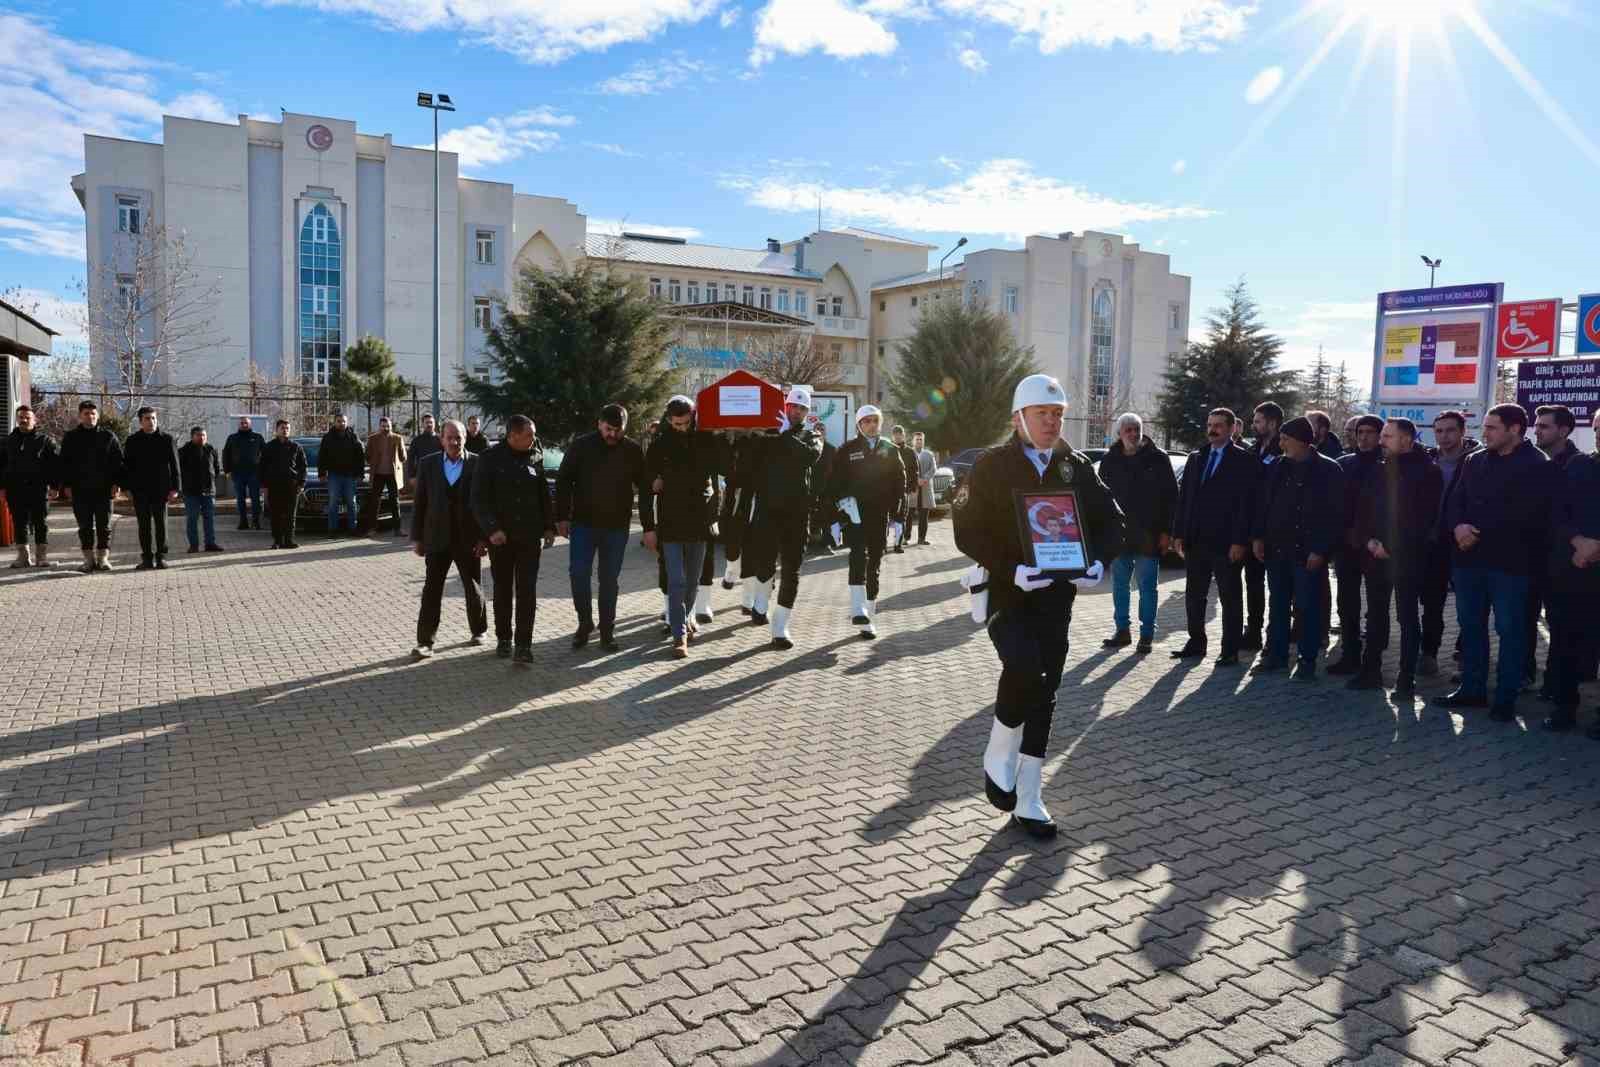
[828,404,907,638]
[739,385,826,649]
[954,374,1125,838]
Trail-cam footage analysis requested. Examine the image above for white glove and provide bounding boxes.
[830,523,842,545]
[1014,564,1054,592]
[709,522,719,538]
[776,412,791,433]
[961,565,989,625]
[1070,560,1105,589]
[839,497,861,524]
[891,521,902,544]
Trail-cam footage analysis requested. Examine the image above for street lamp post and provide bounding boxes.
[1420,254,1441,288]
[938,237,968,285]
[418,91,456,423]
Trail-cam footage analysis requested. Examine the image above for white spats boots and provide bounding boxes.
[861,599,878,639]
[33,543,47,567]
[983,719,1022,812]
[1012,754,1057,839]
[10,545,31,569]
[751,580,771,625]
[80,549,96,574]
[95,549,111,572]
[723,561,739,591]
[741,576,758,615]
[770,604,794,650]
[693,586,714,625]
[849,584,869,625]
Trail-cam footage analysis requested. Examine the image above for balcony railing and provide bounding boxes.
[813,314,867,337]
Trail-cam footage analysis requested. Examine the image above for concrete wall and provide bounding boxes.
[386,144,459,386]
[355,157,385,342]
[247,143,284,380]
[81,135,164,382]
[459,179,514,380]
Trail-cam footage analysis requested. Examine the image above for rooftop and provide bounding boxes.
[828,226,938,249]
[872,265,966,292]
[584,233,821,280]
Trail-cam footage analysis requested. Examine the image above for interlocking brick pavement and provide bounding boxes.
[4,507,1600,1066]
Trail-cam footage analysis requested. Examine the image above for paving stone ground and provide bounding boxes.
[4,505,1600,1067]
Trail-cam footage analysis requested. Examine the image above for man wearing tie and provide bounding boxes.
[1172,408,1257,665]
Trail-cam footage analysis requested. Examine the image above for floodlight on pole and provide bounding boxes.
[1420,254,1441,287]
[938,236,968,284]
[418,91,456,422]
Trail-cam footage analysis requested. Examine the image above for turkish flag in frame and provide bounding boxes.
[694,370,786,430]
[1495,299,1561,359]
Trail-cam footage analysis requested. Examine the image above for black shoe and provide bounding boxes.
[1135,637,1153,655]
[1170,643,1206,660]
[187,546,200,554]
[136,557,154,571]
[1292,659,1317,682]
[772,636,794,651]
[1542,710,1577,733]
[1214,652,1240,668]
[283,540,300,549]
[1489,704,1518,723]
[572,628,591,650]
[154,557,168,569]
[1011,814,1058,840]
[1347,670,1384,691]
[817,544,834,556]
[271,541,282,549]
[1327,653,1362,676]
[205,544,224,553]
[851,613,870,625]
[496,640,512,658]
[1393,676,1416,698]
[252,519,261,530]
[891,546,905,555]
[917,539,931,546]
[1432,689,1489,709]
[599,634,620,653]
[984,774,1017,813]
[750,612,768,626]
[1239,632,1263,652]
[1250,658,1287,675]
[721,579,737,590]
[1102,629,1132,649]
[1329,623,1342,635]
[237,521,249,531]
[513,646,533,664]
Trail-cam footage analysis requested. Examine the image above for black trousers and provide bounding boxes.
[1548,566,1600,707]
[266,481,299,544]
[490,541,541,647]
[372,474,401,532]
[1244,554,1266,637]
[71,490,112,550]
[1390,575,1423,680]
[845,513,889,600]
[1420,538,1453,657]
[5,481,48,544]
[418,548,486,645]
[1334,547,1364,652]
[914,508,929,542]
[133,493,170,558]
[744,510,807,609]
[1357,565,1394,663]
[988,591,1072,758]
[1184,547,1243,652]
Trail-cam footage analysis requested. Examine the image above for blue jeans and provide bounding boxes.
[663,542,707,640]
[1111,554,1159,637]
[326,473,357,531]
[1453,565,1530,707]
[184,495,217,548]
[1266,558,1326,665]
[233,470,261,524]
[569,525,630,635]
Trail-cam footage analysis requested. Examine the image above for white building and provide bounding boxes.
[73,111,586,394]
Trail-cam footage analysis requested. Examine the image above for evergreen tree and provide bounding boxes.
[331,335,408,434]
[885,298,1040,454]
[1156,280,1299,448]
[461,264,677,444]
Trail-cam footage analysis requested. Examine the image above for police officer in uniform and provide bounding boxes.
[739,385,826,649]
[829,404,906,639]
[954,374,1125,839]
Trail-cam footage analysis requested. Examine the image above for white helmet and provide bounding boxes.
[1012,373,1068,413]
[785,385,812,409]
[855,404,882,424]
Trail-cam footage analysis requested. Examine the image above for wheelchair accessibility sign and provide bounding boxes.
[1495,299,1560,358]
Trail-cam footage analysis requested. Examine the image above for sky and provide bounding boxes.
[3,0,1598,382]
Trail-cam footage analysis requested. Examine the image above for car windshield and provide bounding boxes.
[542,447,564,470]
[295,438,320,469]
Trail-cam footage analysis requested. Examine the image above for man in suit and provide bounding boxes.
[1172,407,1257,665]
[411,419,487,658]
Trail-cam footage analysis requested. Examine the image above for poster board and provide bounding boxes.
[1371,283,1500,413]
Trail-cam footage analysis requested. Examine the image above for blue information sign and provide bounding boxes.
[1377,284,1499,312]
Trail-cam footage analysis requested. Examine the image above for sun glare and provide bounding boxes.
[1328,0,1476,32]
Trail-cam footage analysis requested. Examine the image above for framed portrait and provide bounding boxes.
[1014,490,1091,576]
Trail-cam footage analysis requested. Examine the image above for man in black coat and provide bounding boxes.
[738,386,825,648]
[1249,417,1345,680]
[222,416,265,531]
[406,413,443,481]
[890,425,918,553]
[1363,418,1442,695]
[121,406,181,570]
[1544,445,1600,734]
[177,426,225,553]
[808,434,839,557]
[1172,408,1256,665]
[0,405,59,568]
[1529,404,1584,696]
[829,405,906,639]
[1098,413,1177,654]
[318,412,365,536]
[645,398,720,656]
[1420,411,1477,676]
[1329,415,1386,676]
[556,403,651,651]
[1309,410,1343,460]
[261,420,307,549]
[471,414,556,663]
[57,400,124,572]
[463,415,490,455]
[1243,401,1286,649]
[411,419,487,657]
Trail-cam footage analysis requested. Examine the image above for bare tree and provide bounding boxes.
[745,330,843,390]
[84,219,226,413]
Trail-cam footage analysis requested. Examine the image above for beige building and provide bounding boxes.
[870,231,1191,448]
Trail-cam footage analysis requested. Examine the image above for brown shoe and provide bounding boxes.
[672,637,689,659]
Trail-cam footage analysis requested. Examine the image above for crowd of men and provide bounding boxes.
[1097,398,1600,735]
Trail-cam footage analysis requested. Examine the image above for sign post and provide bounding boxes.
[1371,283,1501,435]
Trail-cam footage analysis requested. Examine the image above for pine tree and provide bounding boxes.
[1155,279,1300,448]
[885,298,1040,454]
[1303,345,1332,412]
[461,264,678,444]
[331,335,408,434]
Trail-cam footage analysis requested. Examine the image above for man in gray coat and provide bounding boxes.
[410,419,487,657]
[911,431,937,546]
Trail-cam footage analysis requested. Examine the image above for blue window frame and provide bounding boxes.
[299,203,342,385]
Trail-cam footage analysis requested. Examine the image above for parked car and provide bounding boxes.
[292,436,398,532]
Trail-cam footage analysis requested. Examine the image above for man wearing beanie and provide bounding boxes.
[1250,416,1345,680]
[954,374,1126,840]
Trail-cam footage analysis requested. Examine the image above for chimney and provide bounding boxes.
[766,238,780,253]
[795,237,808,272]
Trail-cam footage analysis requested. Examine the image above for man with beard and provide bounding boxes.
[1243,401,1284,651]
[738,386,825,650]
[1362,418,1442,696]
[556,403,650,652]
[1328,415,1385,677]
[471,414,556,664]
[222,415,265,531]
[0,406,58,568]
[954,373,1123,839]
[261,420,307,549]
[645,397,719,657]
[1172,409,1256,665]
[829,405,906,639]
[411,419,487,657]
[58,401,123,572]
[1098,412,1177,654]
[121,406,181,570]
[464,415,490,455]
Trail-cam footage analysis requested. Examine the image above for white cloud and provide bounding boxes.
[166,90,232,123]
[750,0,898,65]
[595,55,708,95]
[422,108,575,170]
[1276,299,1375,372]
[1245,65,1284,104]
[724,159,1213,242]
[936,0,1255,54]
[584,142,641,158]
[1171,158,1187,175]
[720,6,742,27]
[936,155,966,172]
[957,46,988,72]
[249,0,725,64]
[0,217,84,260]
[588,218,703,240]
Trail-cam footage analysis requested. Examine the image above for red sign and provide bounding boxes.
[694,370,785,430]
[1495,298,1560,358]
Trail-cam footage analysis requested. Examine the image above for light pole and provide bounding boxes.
[1420,254,1441,288]
[938,236,968,285]
[418,91,455,422]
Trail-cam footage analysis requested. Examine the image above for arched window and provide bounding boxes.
[1090,286,1114,411]
[299,203,342,385]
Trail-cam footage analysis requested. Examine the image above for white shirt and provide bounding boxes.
[1026,448,1052,477]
